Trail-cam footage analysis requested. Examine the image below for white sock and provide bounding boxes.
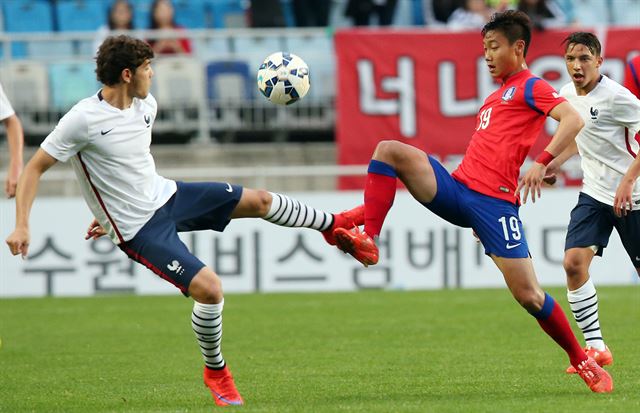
[567,278,606,351]
[263,192,333,231]
[192,300,225,370]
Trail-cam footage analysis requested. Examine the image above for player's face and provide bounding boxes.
[131,59,153,99]
[564,43,602,92]
[483,30,523,80]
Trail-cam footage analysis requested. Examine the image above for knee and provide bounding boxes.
[513,288,545,313]
[253,189,272,216]
[373,140,402,163]
[189,268,223,304]
[563,254,586,279]
[242,189,271,217]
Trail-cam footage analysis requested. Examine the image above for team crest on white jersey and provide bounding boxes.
[502,86,516,101]
[144,114,152,128]
[590,107,599,120]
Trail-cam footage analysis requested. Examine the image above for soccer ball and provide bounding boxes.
[257,52,310,105]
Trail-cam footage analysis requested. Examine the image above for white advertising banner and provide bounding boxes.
[0,190,637,298]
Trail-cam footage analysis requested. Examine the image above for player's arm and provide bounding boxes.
[614,153,640,217]
[612,89,640,216]
[543,138,579,185]
[3,114,24,198]
[5,149,57,258]
[518,101,584,203]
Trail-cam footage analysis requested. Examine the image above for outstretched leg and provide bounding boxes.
[229,188,364,243]
[335,140,439,266]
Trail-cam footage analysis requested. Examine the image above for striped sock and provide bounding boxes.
[263,192,333,231]
[567,278,605,351]
[192,300,225,370]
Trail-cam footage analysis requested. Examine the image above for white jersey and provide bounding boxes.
[560,76,640,209]
[0,82,16,121]
[41,91,177,244]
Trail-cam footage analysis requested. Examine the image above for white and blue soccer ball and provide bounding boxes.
[257,52,310,105]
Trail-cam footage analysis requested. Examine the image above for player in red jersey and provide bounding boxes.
[623,54,640,99]
[334,10,612,393]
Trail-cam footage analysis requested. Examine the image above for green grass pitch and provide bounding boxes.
[0,286,638,412]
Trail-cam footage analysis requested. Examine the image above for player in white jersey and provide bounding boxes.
[5,35,364,407]
[544,32,640,374]
[0,81,24,198]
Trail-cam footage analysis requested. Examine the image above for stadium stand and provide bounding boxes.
[48,62,100,109]
[55,0,106,32]
[0,61,49,111]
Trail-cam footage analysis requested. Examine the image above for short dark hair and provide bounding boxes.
[95,35,154,86]
[482,11,533,57]
[562,32,601,57]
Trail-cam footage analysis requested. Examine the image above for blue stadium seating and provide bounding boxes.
[2,0,54,57]
[172,0,206,29]
[49,62,100,109]
[208,0,245,29]
[132,0,153,29]
[3,0,54,32]
[206,60,253,101]
[56,0,107,32]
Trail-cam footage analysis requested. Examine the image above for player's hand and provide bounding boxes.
[85,218,107,240]
[5,226,30,258]
[542,161,559,186]
[517,162,547,204]
[613,178,634,217]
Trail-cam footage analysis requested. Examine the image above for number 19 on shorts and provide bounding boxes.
[498,216,521,242]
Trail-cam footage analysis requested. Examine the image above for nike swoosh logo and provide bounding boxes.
[225,183,233,193]
[100,128,114,135]
[506,243,522,250]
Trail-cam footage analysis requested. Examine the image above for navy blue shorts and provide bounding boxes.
[423,156,529,258]
[119,181,243,295]
[565,192,640,268]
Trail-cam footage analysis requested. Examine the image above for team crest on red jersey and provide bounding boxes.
[502,86,517,101]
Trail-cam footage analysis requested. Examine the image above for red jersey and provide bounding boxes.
[452,69,565,204]
[623,55,640,99]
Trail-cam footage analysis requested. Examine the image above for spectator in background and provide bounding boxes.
[423,0,460,26]
[148,0,192,55]
[249,0,286,27]
[624,55,640,99]
[93,0,135,55]
[292,0,331,27]
[448,0,493,29]
[345,0,398,26]
[517,0,566,30]
[0,82,24,198]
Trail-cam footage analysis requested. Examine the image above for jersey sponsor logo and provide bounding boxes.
[506,242,522,250]
[100,127,114,135]
[167,260,185,275]
[225,183,233,193]
[499,186,510,193]
[502,86,516,101]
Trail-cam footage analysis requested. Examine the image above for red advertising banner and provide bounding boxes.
[336,28,640,189]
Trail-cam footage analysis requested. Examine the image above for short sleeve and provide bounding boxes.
[40,107,89,162]
[0,82,15,121]
[529,79,566,115]
[612,88,640,137]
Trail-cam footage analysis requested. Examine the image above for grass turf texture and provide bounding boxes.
[0,287,638,412]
